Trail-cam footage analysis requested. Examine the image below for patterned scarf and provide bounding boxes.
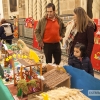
[66,26,77,56]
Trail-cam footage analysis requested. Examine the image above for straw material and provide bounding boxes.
[28,87,91,100]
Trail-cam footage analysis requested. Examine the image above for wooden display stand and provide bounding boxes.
[13,58,43,95]
[13,58,42,85]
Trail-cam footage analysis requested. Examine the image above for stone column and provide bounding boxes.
[80,0,87,12]
[37,0,42,20]
[47,0,52,4]
[25,0,28,18]
[41,0,47,17]
[33,0,37,20]
[29,0,33,17]
[92,0,100,18]
[53,0,58,14]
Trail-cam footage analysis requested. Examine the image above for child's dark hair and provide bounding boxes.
[74,43,87,57]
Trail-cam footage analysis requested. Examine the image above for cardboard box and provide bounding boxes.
[46,64,57,71]
[43,68,71,92]
[43,77,70,92]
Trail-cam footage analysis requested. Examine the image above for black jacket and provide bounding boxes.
[70,22,97,58]
[0,23,14,40]
[68,55,94,76]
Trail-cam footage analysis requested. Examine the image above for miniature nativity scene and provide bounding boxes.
[0,39,93,100]
[0,39,44,97]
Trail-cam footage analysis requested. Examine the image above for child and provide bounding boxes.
[68,43,94,76]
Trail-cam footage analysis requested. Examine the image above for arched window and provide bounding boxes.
[87,0,93,18]
[9,0,17,12]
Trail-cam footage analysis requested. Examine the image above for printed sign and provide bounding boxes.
[91,19,100,70]
[25,17,34,28]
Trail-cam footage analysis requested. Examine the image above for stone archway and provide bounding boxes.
[87,0,93,18]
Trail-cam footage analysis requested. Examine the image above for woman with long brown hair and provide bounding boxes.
[66,7,96,58]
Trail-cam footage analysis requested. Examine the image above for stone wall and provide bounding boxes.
[2,0,100,19]
[2,0,25,19]
[2,0,9,19]
[59,0,75,15]
[2,0,81,19]
[92,0,100,18]
[18,0,25,18]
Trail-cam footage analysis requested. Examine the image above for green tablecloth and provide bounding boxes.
[0,79,14,100]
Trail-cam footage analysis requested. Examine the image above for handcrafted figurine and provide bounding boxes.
[5,74,10,82]
[5,73,13,82]
[17,39,40,62]
[25,70,31,82]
